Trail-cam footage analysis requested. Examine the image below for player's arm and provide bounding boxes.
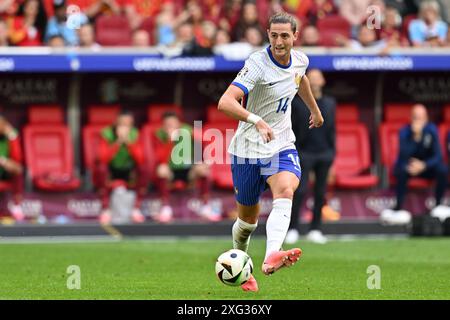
[297,75,324,129]
[218,85,275,143]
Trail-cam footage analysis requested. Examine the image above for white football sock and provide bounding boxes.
[232,218,258,252]
[265,198,292,260]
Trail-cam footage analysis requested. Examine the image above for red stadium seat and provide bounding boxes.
[442,104,450,123]
[87,105,121,125]
[147,104,183,124]
[95,15,131,46]
[202,123,236,189]
[384,103,414,123]
[141,123,161,183]
[28,105,64,124]
[317,15,351,47]
[336,104,359,123]
[379,122,432,188]
[333,124,378,188]
[206,104,237,124]
[23,125,80,191]
[82,125,106,173]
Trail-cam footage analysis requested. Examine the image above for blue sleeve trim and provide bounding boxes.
[231,81,249,96]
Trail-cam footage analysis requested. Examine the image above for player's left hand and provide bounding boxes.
[309,112,324,129]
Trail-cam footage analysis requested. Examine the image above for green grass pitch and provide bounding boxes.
[1,237,450,299]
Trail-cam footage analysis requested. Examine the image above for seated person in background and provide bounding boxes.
[0,113,24,221]
[408,0,448,47]
[381,104,449,225]
[96,111,147,224]
[152,112,219,223]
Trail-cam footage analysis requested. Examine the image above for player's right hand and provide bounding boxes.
[255,119,275,143]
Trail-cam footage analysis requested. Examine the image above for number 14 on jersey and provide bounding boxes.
[276,98,290,114]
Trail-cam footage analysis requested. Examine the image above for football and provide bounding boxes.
[215,249,253,286]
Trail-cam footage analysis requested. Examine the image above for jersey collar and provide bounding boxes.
[266,46,292,69]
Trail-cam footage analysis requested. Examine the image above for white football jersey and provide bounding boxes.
[228,46,309,159]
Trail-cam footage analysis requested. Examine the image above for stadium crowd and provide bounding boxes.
[0,0,449,53]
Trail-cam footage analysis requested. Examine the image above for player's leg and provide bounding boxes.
[231,156,262,292]
[230,156,262,252]
[263,170,301,274]
[234,202,260,292]
[233,202,260,252]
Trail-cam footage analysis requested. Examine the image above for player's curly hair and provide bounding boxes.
[268,12,297,33]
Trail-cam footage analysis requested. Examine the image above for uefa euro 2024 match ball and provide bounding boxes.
[215,249,253,286]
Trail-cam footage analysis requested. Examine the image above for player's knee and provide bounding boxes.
[274,187,295,200]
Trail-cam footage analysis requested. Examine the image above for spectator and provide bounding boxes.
[214,28,231,45]
[9,0,47,46]
[378,5,409,47]
[217,0,242,33]
[408,0,448,47]
[201,20,218,49]
[78,23,101,49]
[174,21,194,47]
[232,1,263,42]
[45,0,87,46]
[301,25,321,46]
[381,104,449,225]
[0,18,9,46]
[306,0,337,26]
[177,1,205,45]
[339,24,388,51]
[178,21,213,56]
[152,112,218,223]
[155,1,176,46]
[285,69,336,245]
[0,0,17,19]
[0,113,24,221]
[95,110,147,224]
[47,33,65,47]
[131,29,150,47]
[243,25,264,46]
